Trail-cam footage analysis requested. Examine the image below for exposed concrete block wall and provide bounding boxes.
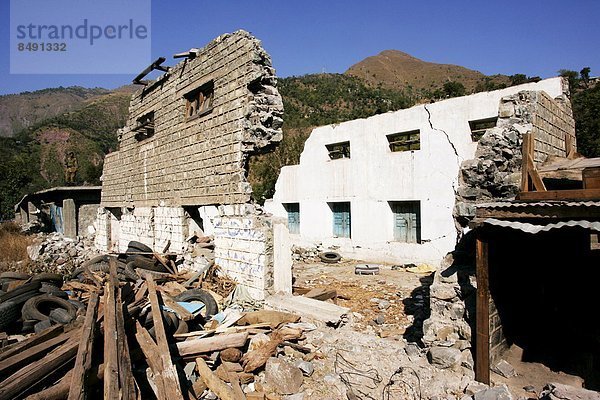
[532,91,576,162]
[119,207,154,251]
[94,207,110,251]
[213,204,274,300]
[154,206,187,252]
[100,30,283,208]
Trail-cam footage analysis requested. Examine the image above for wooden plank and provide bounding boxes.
[111,259,137,400]
[527,154,547,192]
[583,167,600,189]
[195,357,236,400]
[476,206,600,220]
[521,132,532,192]
[134,322,167,400]
[0,325,63,360]
[0,333,81,399]
[103,267,119,399]
[146,274,184,399]
[154,252,176,274]
[0,330,74,376]
[475,234,490,385]
[518,188,600,201]
[68,291,99,400]
[175,332,248,357]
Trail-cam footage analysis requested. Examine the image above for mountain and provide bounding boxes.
[345,50,510,95]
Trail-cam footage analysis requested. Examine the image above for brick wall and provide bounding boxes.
[531,91,576,163]
[213,204,274,300]
[100,30,283,208]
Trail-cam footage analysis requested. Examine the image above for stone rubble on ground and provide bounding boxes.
[25,231,98,274]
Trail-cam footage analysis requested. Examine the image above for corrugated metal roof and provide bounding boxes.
[483,218,600,233]
[477,201,600,209]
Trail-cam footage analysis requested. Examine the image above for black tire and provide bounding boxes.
[0,301,21,331]
[0,281,41,303]
[319,251,342,263]
[127,256,168,273]
[123,263,140,281]
[49,308,75,324]
[0,272,30,280]
[22,294,78,322]
[175,289,218,319]
[126,241,153,254]
[32,273,63,285]
[81,255,110,268]
[39,281,61,293]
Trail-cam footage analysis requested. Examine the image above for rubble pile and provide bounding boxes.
[0,243,316,399]
[26,232,98,274]
[180,235,216,274]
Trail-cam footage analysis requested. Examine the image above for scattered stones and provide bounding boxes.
[492,359,516,378]
[465,381,490,396]
[474,384,513,400]
[293,360,314,377]
[378,300,391,310]
[25,232,98,274]
[374,314,385,325]
[264,357,303,395]
[428,346,462,369]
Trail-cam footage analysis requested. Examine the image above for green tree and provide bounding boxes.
[572,83,600,157]
[443,81,466,98]
[580,67,591,88]
[509,74,528,86]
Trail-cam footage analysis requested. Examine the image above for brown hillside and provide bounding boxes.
[345,50,509,93]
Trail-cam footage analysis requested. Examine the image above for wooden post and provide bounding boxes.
[475,231,490,384]
[521,133,532,192]
[103,263,119,399]
[68,292,99,400]
[146,274,184,399]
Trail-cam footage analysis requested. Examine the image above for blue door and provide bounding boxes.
[391,201,420,243]
[332,202,351,238]
[285,203,300,234]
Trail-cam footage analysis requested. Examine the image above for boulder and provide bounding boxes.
[428,346,461,369]
[264,357,303,395]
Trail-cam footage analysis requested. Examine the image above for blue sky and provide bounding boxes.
[1,0,599,95]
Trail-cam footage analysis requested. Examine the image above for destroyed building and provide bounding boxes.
[266,77,570,265]
[95,30,289,300]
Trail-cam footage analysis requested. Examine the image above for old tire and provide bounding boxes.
[0,272,30,280]
[127,241,153,254]
[175,289,218,319]
[354,264,380,275]
[0,301,21,331]
[81,255,110,268]
[32,273,63,285]
[319,251,342,263]
[22,294,78,322]
[127,256,168,273]
[0,281,41,304]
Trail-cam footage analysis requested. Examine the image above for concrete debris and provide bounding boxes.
[492,359,517,378]
[264,294,350,326]
[264,357,304,395]
[474,384,513,400]
[539,382,600,400]
[25,232,98,274]
[428,346,463,369]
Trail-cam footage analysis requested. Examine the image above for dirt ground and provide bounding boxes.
[291,259,593,399]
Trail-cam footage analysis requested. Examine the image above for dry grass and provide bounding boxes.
[0,221,32,265]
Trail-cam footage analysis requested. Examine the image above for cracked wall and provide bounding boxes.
[423,80,575,373]
[95,31,285,299]
[266,78,566,265]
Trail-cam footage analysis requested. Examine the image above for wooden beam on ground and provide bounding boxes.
[527,153,547,192]
[175,332,249,358]
[195,357,236,400]
[475,233,490,385]
[134,322,167,400]
[103,262,119,399]
[68,292,99,400]
[0,332,81,399]
[146,274,184,399]
[0,325,63,360]
[0,330,74,377]
[110,260,137,400]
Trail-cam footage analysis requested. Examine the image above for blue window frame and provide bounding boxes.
[284,203,300,234]
[390,201,421,243]
[330,202,351,238]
